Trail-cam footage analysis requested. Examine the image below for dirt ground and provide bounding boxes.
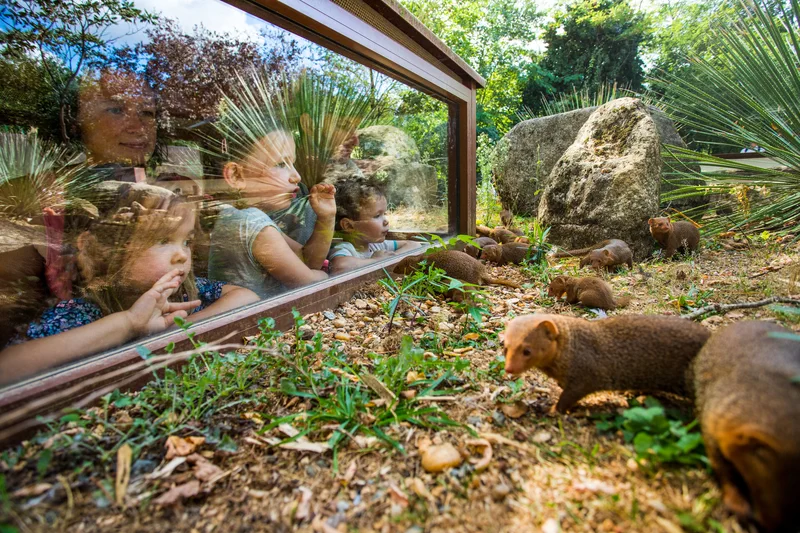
[2,236,799,533]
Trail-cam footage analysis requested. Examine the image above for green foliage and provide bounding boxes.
[669,284,713,312]
[401,0,540,134]
[517,82,626,120]
[657,0,800,236]
[213,69,383,187]
[523,0,650,114]
[595,397,708,468]
[0,0,157,141]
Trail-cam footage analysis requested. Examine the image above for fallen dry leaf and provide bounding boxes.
[360,372,397,402]
[500,401,528,419]
[340,459,357,484]
[115,444,132,506]
[406,477,433,501]
[153,480,200,507]
[388,483,409,508]
[147,457,187,480]
[466,438,492,472]
[462,332,480,341]
[164,435,205,460]
[294,486,313,522]
[572,478,616,495]
[187,454,223,483]
[12,483,52,498]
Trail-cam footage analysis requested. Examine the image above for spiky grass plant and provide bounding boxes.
[212,69,383,188]
[0,133,86,219]
[516,82,626,121]
[656,0,800,235]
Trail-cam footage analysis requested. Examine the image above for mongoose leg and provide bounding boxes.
[555,384,592,413]
[706,438,752,520]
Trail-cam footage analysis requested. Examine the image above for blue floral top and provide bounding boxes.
[13,277,225,343]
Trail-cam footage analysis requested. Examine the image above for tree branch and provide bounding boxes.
[683,296,800,320]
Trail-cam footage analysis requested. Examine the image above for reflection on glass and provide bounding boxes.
[0,0,450,386]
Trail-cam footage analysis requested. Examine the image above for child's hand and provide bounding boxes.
[125,269,201,336]
[309,183,336,222]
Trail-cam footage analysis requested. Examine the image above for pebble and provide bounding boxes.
[438,322,453,332]
[421,443,463,472]
[430,306,442,313]
[701,315,723,326]
[335,332,351,341]
[323,311,337,320]
[532,431,552,444]
[491,411,506,426]
[355,299,368,309]
[491,483,511,502]
[332,318,348,328]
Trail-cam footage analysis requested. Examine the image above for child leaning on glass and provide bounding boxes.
[327,177,421,276]
[0,189,259,385]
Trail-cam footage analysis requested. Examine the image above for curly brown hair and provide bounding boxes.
[334,176,386,230]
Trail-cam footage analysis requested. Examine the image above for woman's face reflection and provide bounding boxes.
[79,72,157,167]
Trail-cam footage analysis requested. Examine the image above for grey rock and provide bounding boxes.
[493,108,595,216]
[537,98,661,261]
[493,103,701,216]
[348,125,439,209]
[323,311,337,320]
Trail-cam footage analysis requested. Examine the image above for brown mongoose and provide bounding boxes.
[393,250,521,289]
[476,225,493,238]
[693,321,800,533]
[490,227,520,244]
[648,217,700,258]
[463,236,498,258]
[500,208,514,228]
[547,275,630,310]
[552,239,633,271]
[480,242,531,265]
[502,314,710,412]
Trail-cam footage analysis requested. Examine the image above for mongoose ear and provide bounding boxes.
[603,249,611,256]
[538,320,558,340]
[648,218,654,225]
[497,330,506,343]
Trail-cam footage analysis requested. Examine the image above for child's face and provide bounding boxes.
[126,210,195,293]
[239,130,302,211]
[348,194,389,244]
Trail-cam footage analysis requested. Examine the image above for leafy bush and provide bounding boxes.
[594,397,708,468]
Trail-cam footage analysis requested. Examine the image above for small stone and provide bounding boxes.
[491,411,506,426]
[467,416,484,427]
[506,298,520,305]
[542,518,561,533]
[430,306,442,313]
[438,322,453,332]
[333,318,347,328]
[336,500,350,512]
[500,401,528,419]
[345,308,356,317]
[300,328,314,341]
[335,332,351,341]
[532,431,552,444]
[306,465,318,477]
[491,483,512,502]
[323,311,337,320]
[421,443,463,473]
[355,299,368,309]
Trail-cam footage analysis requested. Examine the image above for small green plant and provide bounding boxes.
[669,284,713,312]
[521,219,554,282]
[594,397,707,469]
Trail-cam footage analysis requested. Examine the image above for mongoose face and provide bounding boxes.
[479,244,503,263]
[393,254,424,275]
[547,276,568,298]
[581,249,613,270]
[500,209,513,227]
[648,217,672,237]
[503,315,560,375]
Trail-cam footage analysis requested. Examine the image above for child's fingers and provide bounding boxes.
[153,268,184,287]
[311,183,336,197]
[164,310,189,324]
[164,300,201,314]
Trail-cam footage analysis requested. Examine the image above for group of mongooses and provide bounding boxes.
[393,211,796,531]
[503,314,800,532]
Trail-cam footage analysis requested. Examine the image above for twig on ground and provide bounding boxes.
[683,296,800,320]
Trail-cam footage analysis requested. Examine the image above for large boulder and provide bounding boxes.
[493,108,595,216]
[351,125,439,209]
[537,98,661,261]
[493,103,700,216]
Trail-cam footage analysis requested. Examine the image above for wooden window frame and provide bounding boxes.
[0,0,484,442]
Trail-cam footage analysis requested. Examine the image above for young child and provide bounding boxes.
[327,177,420,276]
[208,98,336,298]
[0,191,259,385]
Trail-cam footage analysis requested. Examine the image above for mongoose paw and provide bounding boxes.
[722,482,752,520]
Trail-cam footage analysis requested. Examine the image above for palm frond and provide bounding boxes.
[658,0,800,234]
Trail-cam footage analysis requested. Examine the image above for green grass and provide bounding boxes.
[3,311,475,479]
[593,397,707,470]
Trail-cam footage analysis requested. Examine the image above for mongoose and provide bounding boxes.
[552,239,633,271]
[480,242,531,265]
[502,314,710,412]
[463,236,498,259]
[393,250,521,289]
[547,275,630,310]
[476,225,493,238]
[648,217,700,258]
[490,227,520,244]
[500,208,514,228]
[693,321,800,533]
